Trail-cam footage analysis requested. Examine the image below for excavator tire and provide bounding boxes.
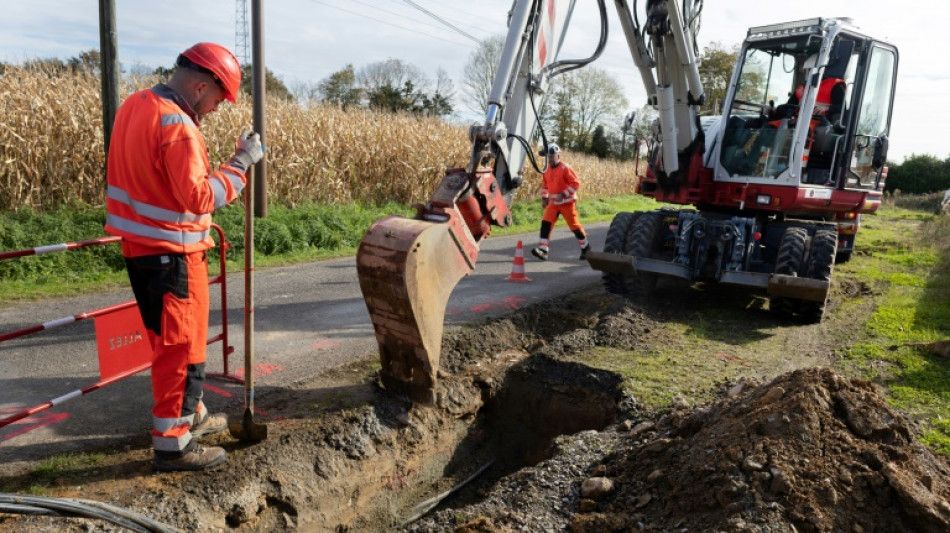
[798,228,837,323]
[602,212,640,296]
[771,226,808,318]
[623,211,663,301]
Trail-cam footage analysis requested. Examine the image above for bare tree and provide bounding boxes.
[460,34,505,115]
[358,58,429,94]
[546,67,627,151]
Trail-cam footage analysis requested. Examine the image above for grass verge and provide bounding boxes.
[0,195,658,304]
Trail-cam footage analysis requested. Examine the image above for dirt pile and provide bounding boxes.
[412,368,950,532]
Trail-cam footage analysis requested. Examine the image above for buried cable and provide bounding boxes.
[401,459,496,527]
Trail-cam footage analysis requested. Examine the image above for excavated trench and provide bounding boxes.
[380,355,624,529]
[224,290,642,532]
[0,289,646,532]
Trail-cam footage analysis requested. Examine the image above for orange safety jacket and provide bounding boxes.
[105,84,247,257]
[541,162,581,205]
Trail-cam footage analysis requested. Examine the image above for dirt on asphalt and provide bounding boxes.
[3,275,950,532]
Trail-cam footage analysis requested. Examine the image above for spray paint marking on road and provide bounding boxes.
[203,384,233,398]
[313,338,341,349]
[470,296,527,313]
[252,407,286,422]
[234,363,284,378]
[0,410,69,441]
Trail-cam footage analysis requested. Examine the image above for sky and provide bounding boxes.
[0,1,945,162]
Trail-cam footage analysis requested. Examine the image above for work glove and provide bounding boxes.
[228,129,263,173]
[541,197,550,208]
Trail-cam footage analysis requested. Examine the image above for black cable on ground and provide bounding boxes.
[0,493,179,533]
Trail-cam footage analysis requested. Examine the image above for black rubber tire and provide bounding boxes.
[602,212,640,296]
[770,226,808,318]
[798,228,837,323]
[624,211,663,300]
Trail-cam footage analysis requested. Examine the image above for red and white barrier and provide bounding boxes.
[0,225,237,433]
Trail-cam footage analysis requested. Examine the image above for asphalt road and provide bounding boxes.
[0,224,609,469]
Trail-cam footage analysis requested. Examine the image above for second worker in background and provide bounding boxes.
[531,144,591,261]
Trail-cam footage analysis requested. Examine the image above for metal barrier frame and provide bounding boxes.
[0,224,240,431]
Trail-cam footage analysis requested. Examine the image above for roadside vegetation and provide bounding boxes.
[564,192,950,457]
[0,194,656,303]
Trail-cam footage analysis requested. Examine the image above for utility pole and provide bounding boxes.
[252,0,266,217]
[99,0,119,161]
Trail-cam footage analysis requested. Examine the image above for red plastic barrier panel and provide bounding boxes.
[94,305,153,381]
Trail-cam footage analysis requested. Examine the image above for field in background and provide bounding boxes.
[0,68,641,213]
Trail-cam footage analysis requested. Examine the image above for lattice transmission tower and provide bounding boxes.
[235,0,250,66]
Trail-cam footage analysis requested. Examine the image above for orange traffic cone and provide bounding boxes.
[506,240,532,282]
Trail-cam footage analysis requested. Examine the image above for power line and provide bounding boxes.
[347,0,491,41]
[400,0,482,44]
[305,0,474,49]
[390,0,491,34]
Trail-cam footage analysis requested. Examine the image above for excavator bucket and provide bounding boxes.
[357,214,475,405]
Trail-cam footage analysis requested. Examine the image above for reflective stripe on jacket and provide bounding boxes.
[541,162,581,205]
[105,85,246,256]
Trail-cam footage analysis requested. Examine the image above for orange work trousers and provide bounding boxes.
[542,201,584,232]
[125,251,209,454]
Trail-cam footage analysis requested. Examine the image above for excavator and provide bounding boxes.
[356,0,899,404]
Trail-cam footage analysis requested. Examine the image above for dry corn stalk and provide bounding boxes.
[0,67,640,212]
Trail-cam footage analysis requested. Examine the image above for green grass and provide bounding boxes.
[0,452,111,495]
[838,209,950,452]
[0,195,657,304]
[32,452,107,478]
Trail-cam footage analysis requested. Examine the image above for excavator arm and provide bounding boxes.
[613,0,705,184]
[356,0,608,404]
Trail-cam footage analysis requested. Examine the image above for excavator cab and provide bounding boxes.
[716,18,898,196]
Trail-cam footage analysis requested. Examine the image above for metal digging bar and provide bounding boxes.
[229,0,268,442]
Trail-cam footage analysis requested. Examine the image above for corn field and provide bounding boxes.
[0,68,641,213]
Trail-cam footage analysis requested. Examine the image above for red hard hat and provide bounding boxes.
[181,42,242,103]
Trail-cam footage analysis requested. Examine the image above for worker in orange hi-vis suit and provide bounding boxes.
[104,42,262,472]
[531,144,591,262]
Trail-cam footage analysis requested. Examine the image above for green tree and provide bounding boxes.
[317,64,362,109]
[698,42,739,115]
[590,125,610,159]
[239,65,294,101]
[885,154,950,194]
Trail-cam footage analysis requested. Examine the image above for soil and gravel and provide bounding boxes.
[2,278,950,532]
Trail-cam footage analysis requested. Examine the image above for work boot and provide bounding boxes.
[531,247,548,261]
[579,245,591,260]
[191,411,228,437]
[154,445,227,472]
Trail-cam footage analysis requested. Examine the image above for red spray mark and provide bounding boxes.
[313,338,341,349]
[0,410,69,441]
[203,384,233,398]
[470,297,527,313]
[234,363,284,378]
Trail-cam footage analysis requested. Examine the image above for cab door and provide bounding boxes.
[847,43,898,190]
